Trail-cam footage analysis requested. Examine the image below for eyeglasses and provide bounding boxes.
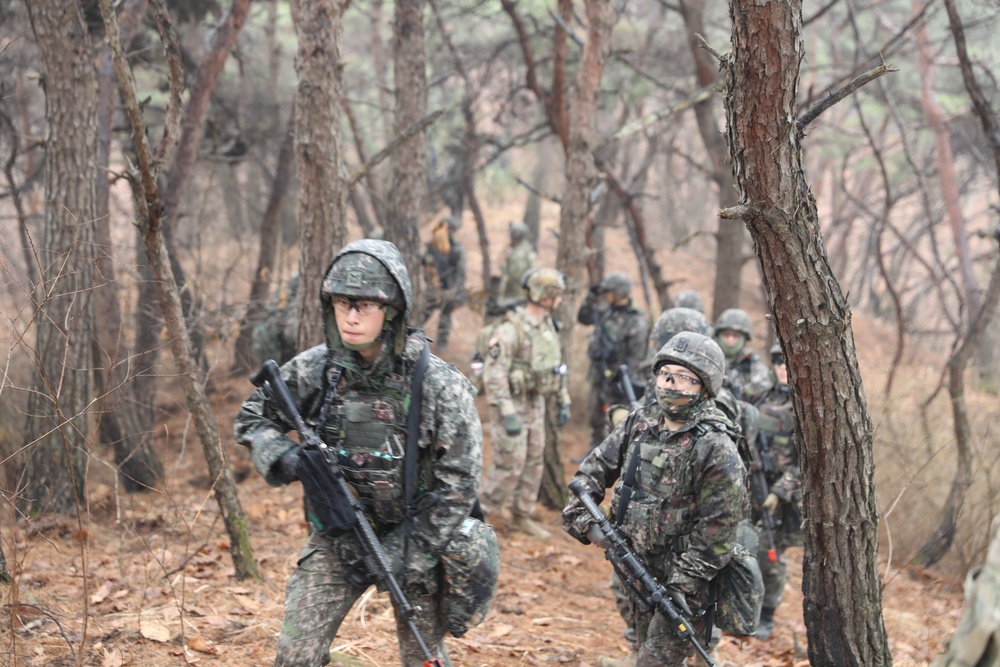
[332,296,386,316]
[656,369,701,386]
[771,356,786,366]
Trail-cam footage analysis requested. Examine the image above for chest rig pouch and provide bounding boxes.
[613,424,697,558]
[510,312,562,396]
[318,366,411,526]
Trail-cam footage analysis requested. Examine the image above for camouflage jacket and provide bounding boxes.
[235,240,483,582]
[753,383,800,503]
[482,307,569,411]
[497,239,537,301]
[422,234,467,305]
[726,351,772,405]
[564,402,748,595]
[577,295,650,393]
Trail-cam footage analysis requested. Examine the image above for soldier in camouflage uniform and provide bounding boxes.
[642,308,711,402]
[235,240,484,667]
[564,332,748,667]
[577,272,650,456]
[750,342,801,641]
[481,268,570,540]
[712,308,772,405]
[497,222,537,302]
[670,289,705,314]
[417,216,467,353]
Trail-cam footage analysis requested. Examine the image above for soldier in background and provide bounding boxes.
[750,342,801,641]
[252,273,300,367]
[417,216,467,353]
[576,272,649,459]
[497,222,537,302]
[480,268,570,540]
[671,289,705,314]
[713,308,772,405]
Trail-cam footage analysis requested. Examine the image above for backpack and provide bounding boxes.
[468,300,525,394]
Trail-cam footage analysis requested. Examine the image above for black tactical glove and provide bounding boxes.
[273,448,301,485]
[345,558,376,589]
[589,284,602,297]
[666,586,693,617]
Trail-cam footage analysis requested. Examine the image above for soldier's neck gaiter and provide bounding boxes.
[716,336,746,366]
[655,387,709,421]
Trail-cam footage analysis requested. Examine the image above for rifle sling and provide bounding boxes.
[614,415,648,528]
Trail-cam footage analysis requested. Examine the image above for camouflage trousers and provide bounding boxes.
[587,378,610,451]
[629,587,714,667]
[481,394,546,517]
[275,532,450,667]
[417,290,458,352]
[755,524,789,609]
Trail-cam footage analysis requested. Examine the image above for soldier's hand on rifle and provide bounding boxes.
[585,523,611,549]
[556,402,571,427]
[762,492,780,512]
[666,586,693,617]
[609,406,630,428]
[502,412,523,436]
[345,558,376,589]
[274,448,301,485]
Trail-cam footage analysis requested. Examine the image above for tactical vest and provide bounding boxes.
[315,361,416,527]
[506,309,562,396]
[756,387,794,481]
[612,416,737,560]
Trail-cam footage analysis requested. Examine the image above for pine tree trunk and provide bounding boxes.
[724,0,891,663]
[291,0,349,350]
[20,0,99,516]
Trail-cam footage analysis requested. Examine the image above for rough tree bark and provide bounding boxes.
[722,0,891,663]
[100,0,258,580]
[19,0,99,516]
[94,0,165,493]
[291,0,349,350]
[386,0,428,308]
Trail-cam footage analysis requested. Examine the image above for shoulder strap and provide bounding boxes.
[614,418,651,527]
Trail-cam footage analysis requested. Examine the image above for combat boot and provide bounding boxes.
[597,653,636,667]
[511,514,552,540]
[754,606,776,641]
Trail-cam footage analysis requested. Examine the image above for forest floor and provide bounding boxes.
[3,357,967,667]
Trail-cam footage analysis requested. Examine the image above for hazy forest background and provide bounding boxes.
[2,0,1000,665]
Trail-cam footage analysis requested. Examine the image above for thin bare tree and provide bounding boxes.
[100,0,259,580]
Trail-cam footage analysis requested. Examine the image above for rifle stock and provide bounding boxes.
[748,431,778,563]
[613,364,644,410]
[568,479,716,667]
[251,360,444,667]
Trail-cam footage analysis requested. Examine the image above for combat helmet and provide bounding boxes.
[321,239,412,353]
[440,517,501,637]
[653,331,726,397]
[671,289,705,313]
[509,221,528,240]
[651,307,710,351]
[769,341,785,366]
[713,308,754,340]
[600,271,632,298]
[521,267,565,303]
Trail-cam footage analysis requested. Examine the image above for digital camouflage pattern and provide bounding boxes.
[563,400,748,664]
[670,289,705,314]
[439,516,501,637]
[480,306,567,518]
[416,225,467,351]
[235,239,485,666]
[723,351,773,405]
[497,236,537,301]
[578,288,650,449]
[752,379,801,609]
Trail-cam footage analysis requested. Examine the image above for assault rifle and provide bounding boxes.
[748,432,777,563]
[251,360,445,667]
[612,364,644,410]
[586,289,615,392]
[568,479,716,666]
